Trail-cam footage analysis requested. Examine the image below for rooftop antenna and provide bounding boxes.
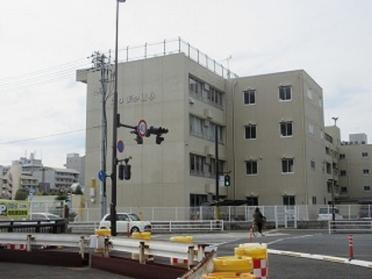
[332,117,338,126]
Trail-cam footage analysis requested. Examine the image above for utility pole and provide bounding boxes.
[91,52,111,219]
[215,127,219,202]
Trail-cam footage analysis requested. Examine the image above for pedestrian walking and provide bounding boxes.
[253,207,266,236]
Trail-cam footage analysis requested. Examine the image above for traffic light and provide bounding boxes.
[146,126,168,144]
[118,164,131,180]
[118,164,125,180]
[130,130,143,144]
[224,175,231,187]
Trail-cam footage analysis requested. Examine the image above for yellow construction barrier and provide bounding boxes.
[235,243,268,279]
[131,231,152,241]
[213,256,253,273]
[202,272,256,279]
[234,243,267,260]
[170,235,193,244]
[95,228,111,237]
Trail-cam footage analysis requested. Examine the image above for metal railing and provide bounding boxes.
[151,220,224,232]
[328,220,372,234]
[0,219,67,233]
[117,37,239,80]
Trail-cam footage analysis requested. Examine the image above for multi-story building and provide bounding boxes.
[77,39,338,213]
[65,153,86,188]
[33,167,79,194]
[338,134,372,203]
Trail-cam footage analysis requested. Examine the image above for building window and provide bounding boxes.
[326,162,332,174]
[246,160,258,175]
[246,196,258,206]
[282,158,294,173]
[362,152,368,157]
[190,194,208,207]
[243,89,256,105]
[339,154,346,159]
[279,85,292,101]
[190,153,206,176]
[189,75,224,108]
[190,115,224,143]
[310,160,316,170]
[312,196,317,205]
[340,187,348,194]
[245,124,256,139]
[280,121,293,137]
[363,169,369,175]
[283,195,295,205]
[363,186,371,192]
[340,170,347,176]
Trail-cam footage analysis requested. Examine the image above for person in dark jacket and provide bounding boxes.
[253,207,265,236]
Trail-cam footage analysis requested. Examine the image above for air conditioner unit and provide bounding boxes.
[204,145,213,157]
[189,97,195,105]
[204,183,213,194]
[204,108,213,119]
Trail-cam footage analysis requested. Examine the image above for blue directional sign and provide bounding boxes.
[117,140,125,153]
[98,170,107,182]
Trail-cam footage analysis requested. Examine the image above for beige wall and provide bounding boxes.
[339,144,372,201]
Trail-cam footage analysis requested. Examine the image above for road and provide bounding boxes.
[1,230,371,278]
[153,229,372,279]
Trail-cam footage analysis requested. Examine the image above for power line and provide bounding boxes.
[0,125,101,145]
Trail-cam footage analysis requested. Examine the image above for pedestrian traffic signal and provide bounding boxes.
[118,164,131,180]
[224,175,231,187]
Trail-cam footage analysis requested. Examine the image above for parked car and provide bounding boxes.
[317,207,343,221]
[30,213,62,221]
[99,213,151,233]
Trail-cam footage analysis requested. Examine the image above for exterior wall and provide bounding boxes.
[232,70,326,205]
[339,143,372,201]
[65,153,85,187]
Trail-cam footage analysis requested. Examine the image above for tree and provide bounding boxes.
[15,189,28,200]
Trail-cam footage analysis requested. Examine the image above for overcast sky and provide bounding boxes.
[1,0,371,168]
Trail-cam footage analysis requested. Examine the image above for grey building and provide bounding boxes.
[77,39,337,215]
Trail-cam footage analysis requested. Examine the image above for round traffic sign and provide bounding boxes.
[137,119,147,138]
[98,170,106,182]
[117,140,125,153]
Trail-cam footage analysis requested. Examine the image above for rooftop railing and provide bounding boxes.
[117,37,239,80]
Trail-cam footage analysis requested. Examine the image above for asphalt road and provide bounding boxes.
[1,230,371,279]
[0,262,130,279]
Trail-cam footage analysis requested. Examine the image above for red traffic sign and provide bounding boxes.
[137,119,147,138]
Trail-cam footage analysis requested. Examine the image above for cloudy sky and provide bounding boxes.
[0,0,371,167]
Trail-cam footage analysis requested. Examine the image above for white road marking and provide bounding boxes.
[269,249,372,269]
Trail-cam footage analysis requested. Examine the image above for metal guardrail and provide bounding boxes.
[0,220,67,233]
[328,220,372,234]
[152,220,224,232]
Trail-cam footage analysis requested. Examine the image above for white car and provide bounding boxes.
[317,207,343,221]
[31,213,62,221]
[99,213,151,234]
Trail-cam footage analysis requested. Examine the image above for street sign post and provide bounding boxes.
[117,140,125,153]
[98,170,106,182]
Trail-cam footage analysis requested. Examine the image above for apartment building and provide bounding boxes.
[77,39,337,211]
[338,134,372,202]
[232,71,328,205]
[65,153,86,188]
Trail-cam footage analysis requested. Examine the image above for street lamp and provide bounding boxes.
[110,0,126,236]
